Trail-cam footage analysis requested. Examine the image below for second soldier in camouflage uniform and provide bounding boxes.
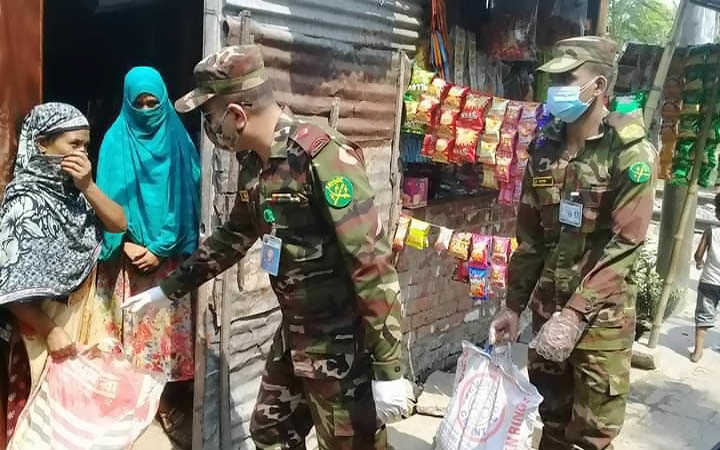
[491,37,656,450]
[125,45,407,449]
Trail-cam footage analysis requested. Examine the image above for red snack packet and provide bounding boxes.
[470,234,492,266]
[452,260,470,283]
[497,130,517,157]
[495,155,513,183]
[416,94,440,126]
[520,102,542,121]
[490,264,508,289]
[516,134,533,161]
[477,134,499,165]
[433,137,454,164]
[437,107,460,138]
[421,134,437,159]
[445,85,470,109]
[492,237,511,264]
[459,91,492,128]
[502,101,524,130]
[427,76,451,100]
[455,127,481,164]
[498,182,514,205]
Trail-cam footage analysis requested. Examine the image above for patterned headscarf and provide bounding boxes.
[0,103,102,305]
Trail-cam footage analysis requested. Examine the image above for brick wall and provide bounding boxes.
[397,194,518,381]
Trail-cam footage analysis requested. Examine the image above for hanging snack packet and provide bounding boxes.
[477,134,499,165]
[452,260,470,284]
[498,182,514,205]
[408,64,436,94]
[470,234,492,266]
[449,232,473,260]
[502,101,524,130]
[393,215,411,251]
[495,155,513,184]
[406,218,431,250]
[455,127,482,164]
[402,94,425,135]
[492,237,511,264]
[469,266,490,302]
[420,134,437,159]
[510,237,519,254]
[445,85,470,109]
[490,264,508,289]
[481,165,499,190]
[521,102,542,121]
[427,76,451,100]
[497,130,517,157]
[485,97,510,135]
[433,137,455,164]
[437,107,460,137]
[459,92,492,129]
[678,115,701,139]
[435,227,454,253]
[417,94,441,126]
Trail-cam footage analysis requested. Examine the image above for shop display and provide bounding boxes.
[458,91,491,128]
[490,264,508,289]
[477,134,498,165]
[469,266,491,301]
[470,234,492,266]
[455,127,481,163]
[492,237,511,264]
[433,137,454,164]
[449,232,473,260]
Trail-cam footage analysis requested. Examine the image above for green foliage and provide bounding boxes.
[609,0,676,46]
[630,246,683,338]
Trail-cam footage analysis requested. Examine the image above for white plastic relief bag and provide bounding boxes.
[435,341,542,450]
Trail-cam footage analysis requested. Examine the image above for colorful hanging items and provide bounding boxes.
[449,232,473,260]
[406,218,432,250]
[435,227,454,253]
[393,215,411,251]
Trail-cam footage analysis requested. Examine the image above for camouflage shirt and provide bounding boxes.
[507,111,657,350]
[160,110,404,380]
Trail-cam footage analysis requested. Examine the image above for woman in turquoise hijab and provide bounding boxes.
[92,67,200,448]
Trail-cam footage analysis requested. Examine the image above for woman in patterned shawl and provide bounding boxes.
[0,103,126,441]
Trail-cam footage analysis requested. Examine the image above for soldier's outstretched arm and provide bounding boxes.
[565,139,656,322]
[312,141,404,381]
[159,196,259,300]
[506,164,547,314]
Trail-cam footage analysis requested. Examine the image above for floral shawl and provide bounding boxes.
[0,103,102,305]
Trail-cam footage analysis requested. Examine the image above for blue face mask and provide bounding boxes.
[546,78,599,123]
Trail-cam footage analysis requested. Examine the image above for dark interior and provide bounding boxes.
[43,0,204,165]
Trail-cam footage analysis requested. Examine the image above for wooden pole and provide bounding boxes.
[648,75,720,348]
[596,0,610,36]
[643,0,689,129]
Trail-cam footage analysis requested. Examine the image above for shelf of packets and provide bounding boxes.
[393,215,518,303]
[401,64,549,205]
[667,44,720,188]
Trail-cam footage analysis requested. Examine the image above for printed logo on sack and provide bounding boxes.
[455,370,506,443]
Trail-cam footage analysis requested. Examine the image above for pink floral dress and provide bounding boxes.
[91,256,194,381]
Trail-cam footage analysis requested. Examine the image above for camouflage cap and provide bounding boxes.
[537,36,619,74]
[175,45,268,113]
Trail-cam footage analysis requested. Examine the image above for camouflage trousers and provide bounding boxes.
[250,335,386,450]
[528,344,631,450]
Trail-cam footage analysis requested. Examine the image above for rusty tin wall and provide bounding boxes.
[199,1,425,448]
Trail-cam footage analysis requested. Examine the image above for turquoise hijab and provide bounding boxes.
[97,67,201,261]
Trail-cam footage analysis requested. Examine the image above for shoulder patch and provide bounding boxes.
[607,111,647,145]
[628,161,652,184]
[291,124,331,158]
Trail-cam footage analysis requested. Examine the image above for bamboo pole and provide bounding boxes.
[643,0,690,129]
[648,75,720,348]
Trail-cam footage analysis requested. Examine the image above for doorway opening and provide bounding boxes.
[43,0,204,162]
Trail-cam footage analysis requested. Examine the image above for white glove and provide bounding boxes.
[121,286,171,314]
[372,378,411,425]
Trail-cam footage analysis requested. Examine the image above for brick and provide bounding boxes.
[450,312,464,326]
[407,296,431,315]
[401,317,411,333]
[458,296,474,312]
[411,310,433,329]
[416,325,432,340]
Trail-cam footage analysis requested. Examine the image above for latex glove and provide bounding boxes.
[529,309,588,362]
[372,378,411,425]
[489,308,520,346]
[122,286,171,314]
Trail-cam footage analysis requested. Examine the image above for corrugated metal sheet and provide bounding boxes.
[199,1,425,448]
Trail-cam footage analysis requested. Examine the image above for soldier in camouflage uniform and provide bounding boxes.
[124,45,408,449]
[491,37,656,450]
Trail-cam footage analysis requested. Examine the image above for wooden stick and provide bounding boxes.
[648,74,719,348]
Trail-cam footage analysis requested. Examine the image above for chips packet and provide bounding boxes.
[417,94,441,125]
[420,134,437,159]
[492,237,511,264]
[393,215,411,251]
[435,227,454,254]
[477,134,499,165]
[469,266,490,301]
[459,91,492,127]
[449,232,473,260]
[470,234,492,266]
[445,85,470,109]
[406,218,431,250]
[490,264,508,289]
[455,127,482,164]
[452,260,470,283]
[437,107,460,137]
[427,76,451,100]
[433,137,454,164]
